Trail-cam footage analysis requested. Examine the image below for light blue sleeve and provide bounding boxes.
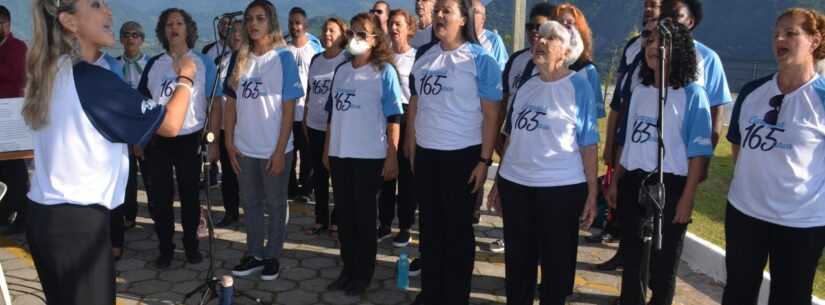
[486,31,509,71]
[471,45,504,102]
[279,50,306,102]
[103,54,125,80]
[682,84,714,157]
[572,75,600,147]
[195,52,223,97]
[698,44,732,107]
[584,65,605,118]
[381,64,404,117]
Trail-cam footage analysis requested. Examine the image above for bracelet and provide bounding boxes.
[479,157,492,166]
[175,82,193,93]
[177,75,194,86]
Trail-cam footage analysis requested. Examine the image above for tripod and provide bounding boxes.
[183,14,269,305]
[637,20,673,303]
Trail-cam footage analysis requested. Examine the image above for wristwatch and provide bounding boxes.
[479,157,493,166]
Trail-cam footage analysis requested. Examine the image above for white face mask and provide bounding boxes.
[347,38,371,56]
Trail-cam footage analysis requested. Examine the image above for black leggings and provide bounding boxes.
[307,127,335,227]
[144,131,202,255]
[330,157,385,283]
[290,122,312,196]
[618,171,688,305]
[378,120,416,230]
[722,203,825,305]
[498,177,586,305]
[415,145,480,305]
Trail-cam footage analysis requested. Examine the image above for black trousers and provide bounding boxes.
[330,157,384,283]
[498,177,586,305]
[618,171,688,305]
[289,122,312,196]
[123,154,150,222]
[144,131,202,255]
[307,127,335,227]
[0,159,28,225]
[415,145,480,305]
[378,120,416,230]
[722,203,825,305]
[27,203,114,305]
[218,130,240,218]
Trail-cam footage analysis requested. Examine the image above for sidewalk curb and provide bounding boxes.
[683,232,825,305]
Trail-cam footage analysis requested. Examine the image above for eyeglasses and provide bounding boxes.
[369,9,384,15]
[121,32,143,39]
[525,22,540,32]
[346,29,375,40]
[763,94,784,125]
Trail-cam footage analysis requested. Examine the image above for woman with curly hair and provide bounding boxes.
[723,8,825,305]
[138,7,221,269]
[606,20,713,305]
[322,12,404,296]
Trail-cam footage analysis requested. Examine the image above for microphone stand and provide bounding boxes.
[183,15,271,305]
[638,23,672,302]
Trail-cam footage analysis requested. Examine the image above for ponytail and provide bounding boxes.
[23,0,78,130]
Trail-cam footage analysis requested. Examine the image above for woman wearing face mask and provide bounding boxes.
[23,0,195,303]
[303,17,349,236]
[404,0,502,303]
[322,12,404,296]
[723,8,825,305]
[222,0,304,281]
[138,8,221,269]
[377,8,417,247]
[608,20,712,305]
[489,21,598,305]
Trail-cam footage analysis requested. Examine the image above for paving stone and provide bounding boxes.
[159,269,198,282]
[131,280,173,296]
[117,258,147,272]
[277,289,318,305]
[281,267,317,282]
[257,278,298,292]
[367,289,407,305]
[6,267,38,281]
[121,269,159,283]
[320,291,361,305]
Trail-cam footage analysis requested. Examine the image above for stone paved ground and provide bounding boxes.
[0,183,724,305]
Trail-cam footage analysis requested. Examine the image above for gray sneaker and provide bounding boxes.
[490,239,505,253]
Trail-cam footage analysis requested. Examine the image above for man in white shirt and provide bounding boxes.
[202,16,231,64]
[472,0,509,70]
[288,7,323,200]
[409,0,436,48]
[371,0,391,35]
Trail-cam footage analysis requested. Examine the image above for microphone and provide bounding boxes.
[216,11,243,19]
[657,19,672,38]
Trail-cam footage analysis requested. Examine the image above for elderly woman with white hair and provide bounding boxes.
[488,20,599,305]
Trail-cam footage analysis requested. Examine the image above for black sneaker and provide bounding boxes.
[186,251,203,264]
[261,258,280,281]
[155,252,173,269]
[232,256,265,277]
[377,225,392,242]
[408,258,421,277]
[392,230,411,248]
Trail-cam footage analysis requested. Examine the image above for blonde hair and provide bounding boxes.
[229,0,287,90]
[23,0,79,130]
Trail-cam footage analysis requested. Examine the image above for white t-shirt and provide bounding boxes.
[327,62,404,159]
[410,24,433,48]
[117,53,149,89]
[499,72,600,187]
[222,48,304,159]
[394,48,416,103]
[203,40,230,64]
[139,50,221,136]
[619,83,713,176]
[306,51,348,131]
[727,74,825,228]
[288,39,324,122]
[411,42,503,150]
[29,57,165,209]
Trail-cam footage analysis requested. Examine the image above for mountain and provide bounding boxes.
[4,0,825,89]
